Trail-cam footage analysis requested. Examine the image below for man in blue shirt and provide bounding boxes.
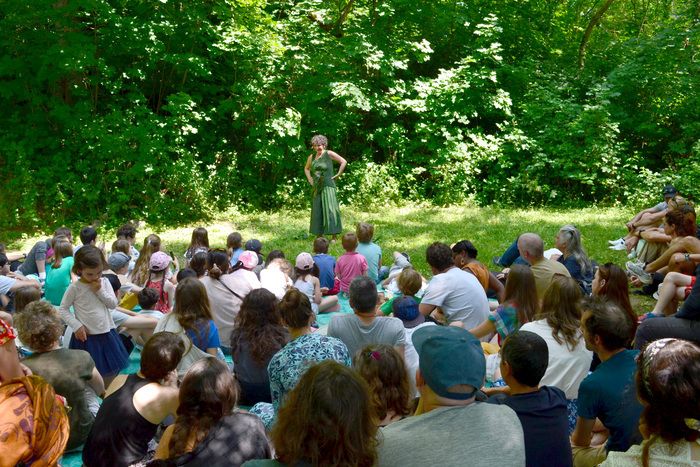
[571,298,643,467]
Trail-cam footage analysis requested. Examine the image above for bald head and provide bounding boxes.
[517,233,544,261]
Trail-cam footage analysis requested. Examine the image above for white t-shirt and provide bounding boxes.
[0,275,16,296]
[519,319,592,399]
[421,267,489,329]
[404,322,437,397]
[203,270,261,347]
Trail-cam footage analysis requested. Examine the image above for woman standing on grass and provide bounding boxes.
[305,135,346,239]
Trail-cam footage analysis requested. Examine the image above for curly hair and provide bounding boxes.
[15,300,63,352]
[637,339,700,467]
[230,289,289,366]
[173,277,213,345]
[311,134,328,148]
[536,274,583,351]
[665,207,696,238]
[168,358,238,458]
[271,361,378,466]
[426,242,454,271]
[353,344,411,422]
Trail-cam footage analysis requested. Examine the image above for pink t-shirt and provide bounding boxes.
[335,251,368,293]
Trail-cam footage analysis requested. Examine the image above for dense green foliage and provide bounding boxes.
[1,0,699,233]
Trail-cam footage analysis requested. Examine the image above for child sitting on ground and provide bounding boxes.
[294,253,340,313]
[335,232,368,295]
[184,227,209,267]
[144,252,175,313]
[356,222,388,284]
[227,232,244,267]
[381,251,413,294]
[488,331,572,467]
[312,237,337,295]
[380,267,423,316]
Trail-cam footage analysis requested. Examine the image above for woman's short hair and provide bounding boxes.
[311,134,328,147]
[637,338,700,467]
[271,360,377,466]
[15,300,64,352]
[140,332,186,381]
[353,344,411,421]
[279,288,314,328]
[397,268,422,296]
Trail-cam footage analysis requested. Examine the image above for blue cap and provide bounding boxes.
[412,326,485,400]
[392,296,424,328]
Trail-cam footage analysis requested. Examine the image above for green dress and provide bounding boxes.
[310,150,342,235]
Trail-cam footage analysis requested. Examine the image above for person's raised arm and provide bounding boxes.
[304,154,314,185]
[328,151,347,179]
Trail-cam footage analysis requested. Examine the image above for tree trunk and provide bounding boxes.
[578,0,616,69]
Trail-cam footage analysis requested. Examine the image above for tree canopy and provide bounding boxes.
[1,0,698,233]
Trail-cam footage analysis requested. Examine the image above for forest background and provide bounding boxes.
[1,0,699,236]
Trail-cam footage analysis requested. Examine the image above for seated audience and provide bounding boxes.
[555,225,594,294]
[518,233,572,300]
[154,358,271,464]
[377,326,525,466]
[356,222,388,283]
[293,252,339,313]
[648,270,695,318]
[390,295,436,397]
[200,249,242,351]
[601,338,700,466]
[0,274,41,312]
[245,239,264,276]
[312,236,336,292]
[44,235,74,306]
[188,251,208,278]
[184,227,209,267]
[230,289,289,406]
[144,252,175,313]
[16,301,104,451]
[353,344,412,427]
[247,361,378,467]
[17,227,72,281]
[592,263,637,344]
[82,332,184,467]
[608,184,677,252]
[452,239,505,302]
[335,232,368,294]
[0,318,70,466]
[419,242,489,328]
[571,298,643,467]
[328,275,405,358]
[634,264,700,349]
[249,289,351,429]
[260,257,293,300]
[519,275,593,432]
[153,278,219,376]
[469,264,538,343]
[227,231,244,267]
[488,331,573,467]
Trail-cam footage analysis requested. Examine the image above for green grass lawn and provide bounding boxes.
[8,203,655,313]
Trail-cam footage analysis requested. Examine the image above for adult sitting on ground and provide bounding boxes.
[247,361,378,467]
[16,301,105,451]
[377,326,525,466]
[0,318,70,466]
[601,338,700,466]
[154,358,271,464]
[488,331,573,467]
[634,264,700,349]
[571,298,643,467]
[418,242,489,329]
[451,239,505,302]
[518,233,571,300]
[0,272,41,312]
[608,184,678,252]
[626,204,698,284]
[16,227,72,282]
[328,275,406,359]
[249,289,351,429]
[554,225,595,295]
[519,275,592,433]
[82,332,184,467]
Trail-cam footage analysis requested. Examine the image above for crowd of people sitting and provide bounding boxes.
[1,189,700,466]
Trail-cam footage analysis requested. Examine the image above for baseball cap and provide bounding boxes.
[239,250,259,269]
[663,185,677,197]
[108,252,131,271]
[149,251,171,272]
[392,296,425,328]
[295,252,314,271]
[412,326,485,400]
[245,239,262,253]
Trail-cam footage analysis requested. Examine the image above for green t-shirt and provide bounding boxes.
[380,294,422,315]
[44,256,74,306]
